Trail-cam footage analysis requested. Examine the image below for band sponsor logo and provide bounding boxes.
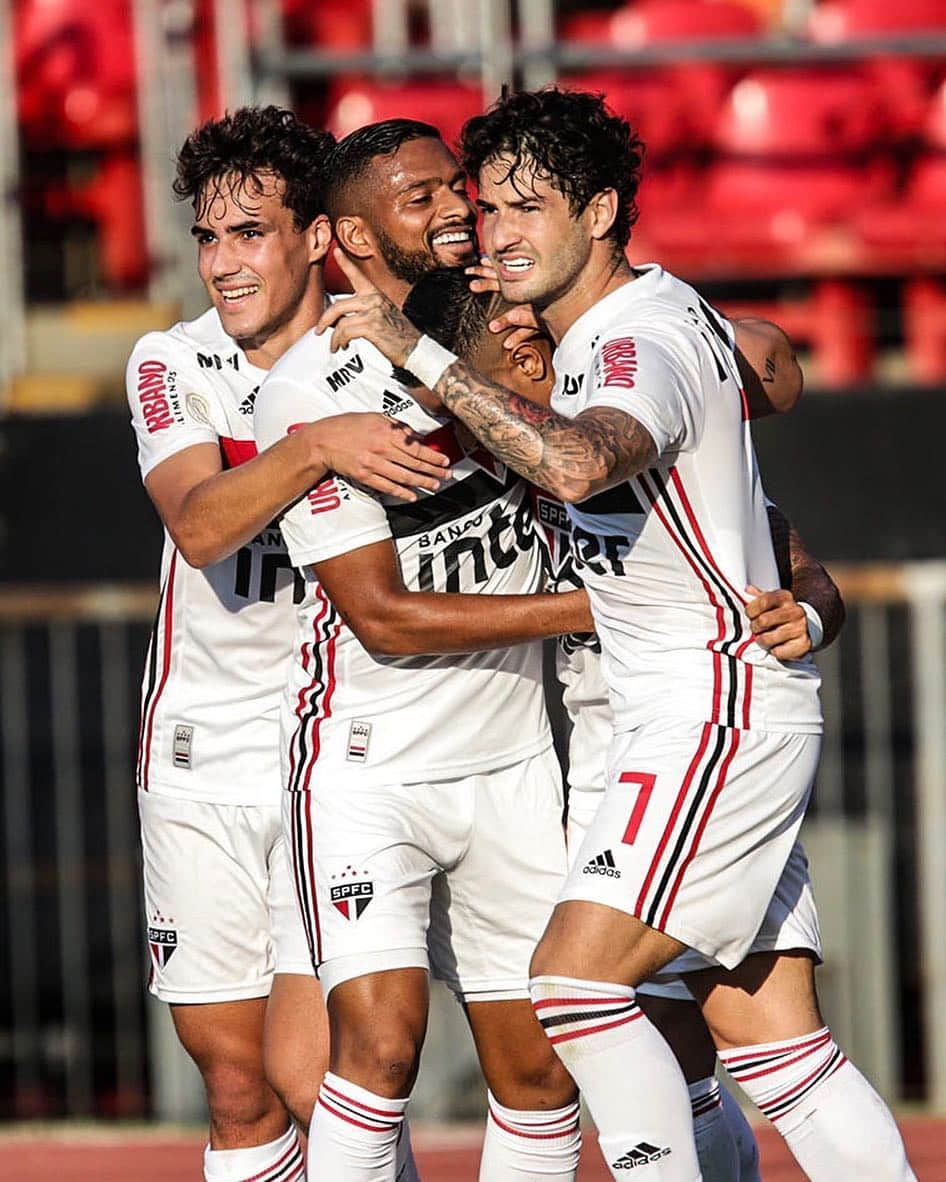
[137,360,181,434]
[600,337,638,389]
[326,354,365,393]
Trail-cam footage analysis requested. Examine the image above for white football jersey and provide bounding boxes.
[550,265,822,735]
[127,309,301,805]
[254,328,552,791]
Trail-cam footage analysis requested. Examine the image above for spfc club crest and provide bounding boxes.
[330,879,374,920]
[148,924,178,967]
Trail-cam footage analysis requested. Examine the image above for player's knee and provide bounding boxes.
[330,1025,423,1099]
[201,1058,280,1130]
[492,1041,577,1110]
[265,1065,319,1129]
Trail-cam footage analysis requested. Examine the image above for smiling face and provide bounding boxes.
[345,136,477,297]
[192,170,329,367]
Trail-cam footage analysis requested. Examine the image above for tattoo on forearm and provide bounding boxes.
[787,523,846,648]
[437,361,656,499]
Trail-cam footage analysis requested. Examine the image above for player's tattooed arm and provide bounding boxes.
[437,363,657,502]
[748,505,845,659]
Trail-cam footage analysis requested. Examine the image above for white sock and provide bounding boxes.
[308,1071,409,1181]
[203,1124,304,1181]
[720,1028,917,1181]
[529,976,700,1180]
[479,1090,581,1179]
[688,1076,738,1181]
[718,1083,760,1181]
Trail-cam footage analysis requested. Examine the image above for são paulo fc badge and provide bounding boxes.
[329,866,374,920]
[148,912,178,967]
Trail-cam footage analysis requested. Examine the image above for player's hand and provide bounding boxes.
[466,256,501,294]
[487,303,542,353]
[315,412,450,501]
[316,249,421,366]
[745,585,812,660]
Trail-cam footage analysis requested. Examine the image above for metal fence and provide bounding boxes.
[0,564,944,1122]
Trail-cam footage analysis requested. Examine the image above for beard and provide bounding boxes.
[375,228,436,286]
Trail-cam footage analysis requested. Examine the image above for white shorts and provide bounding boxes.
[561,718,821,970]
[285,747,567,1001]
[139,791,313,1004]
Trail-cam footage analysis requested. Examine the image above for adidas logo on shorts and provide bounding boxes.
[612,1142,671,1169]
[583,849,620,877]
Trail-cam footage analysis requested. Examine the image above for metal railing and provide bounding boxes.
[0,563,944,1118]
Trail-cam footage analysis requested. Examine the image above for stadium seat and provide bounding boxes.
[562,0,766,145]
[282,0,372,49]
[324,80,485,151]
[807,0,946,39]
[807,0,945,140]
[855,80,946,381]
[42,152,148,289]
[558,71,695,158]
[15,0,138,150]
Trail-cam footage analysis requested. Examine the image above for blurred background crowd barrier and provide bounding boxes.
[0,0,944,1129]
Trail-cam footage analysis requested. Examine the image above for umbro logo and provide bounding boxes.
[382,389,413,417]
[612,1142,671,1169]
[583,849,620,878]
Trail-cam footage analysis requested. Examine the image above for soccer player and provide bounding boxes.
[402,266,846,1182]
[253,119,603,1182]
[127,106,446,1182]
[318,89,916,1181]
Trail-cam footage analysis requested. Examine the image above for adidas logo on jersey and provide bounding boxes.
[612,1142,671,1169]
[583,849,620,877]
[237,388,258,415]
[382,389,413,417]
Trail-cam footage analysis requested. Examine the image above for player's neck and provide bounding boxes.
[239,279,327,370]
[542,251,635,344]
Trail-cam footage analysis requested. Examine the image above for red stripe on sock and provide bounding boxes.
[547,1009,644,1045]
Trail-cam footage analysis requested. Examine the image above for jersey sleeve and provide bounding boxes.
[254,362,393,569]
[582,331,703,457]
[126,331,223,479]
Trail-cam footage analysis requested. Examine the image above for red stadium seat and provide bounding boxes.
[325,80,484,151]
[558,71,695,157]
[15,0,138,149]
[714,68,888,156]
[282,0,372,49]
[43,151,148,289]
[808,0,946,39]
[562,0,766,145]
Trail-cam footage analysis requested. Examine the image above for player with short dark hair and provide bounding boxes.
[321,88,916,1182]
[128,105,443,1182]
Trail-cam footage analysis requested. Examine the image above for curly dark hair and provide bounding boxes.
[173,105,335,229]
[461,88,644,249]
[323,119,442,221]
[403,268,502,358]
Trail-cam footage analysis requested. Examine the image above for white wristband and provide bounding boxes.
[799,601,825,651]
[403,334,458,390]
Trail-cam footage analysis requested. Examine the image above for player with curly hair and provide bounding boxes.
[321,88,916,1182]
[129,105,445,1182]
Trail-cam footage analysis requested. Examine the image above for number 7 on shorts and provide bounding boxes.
[620,772,656,845]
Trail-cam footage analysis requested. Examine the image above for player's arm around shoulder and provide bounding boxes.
[747,505,845,661]
[733,317,803,418]
[313,539,592,659]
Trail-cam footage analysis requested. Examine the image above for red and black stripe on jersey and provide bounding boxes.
[637,466,753,731]
[136,550,178,792]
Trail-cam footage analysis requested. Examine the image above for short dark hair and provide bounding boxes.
[403,269,502,359]
[461,87,644,248]
[323,119,443,221]
[173,105,334,229]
